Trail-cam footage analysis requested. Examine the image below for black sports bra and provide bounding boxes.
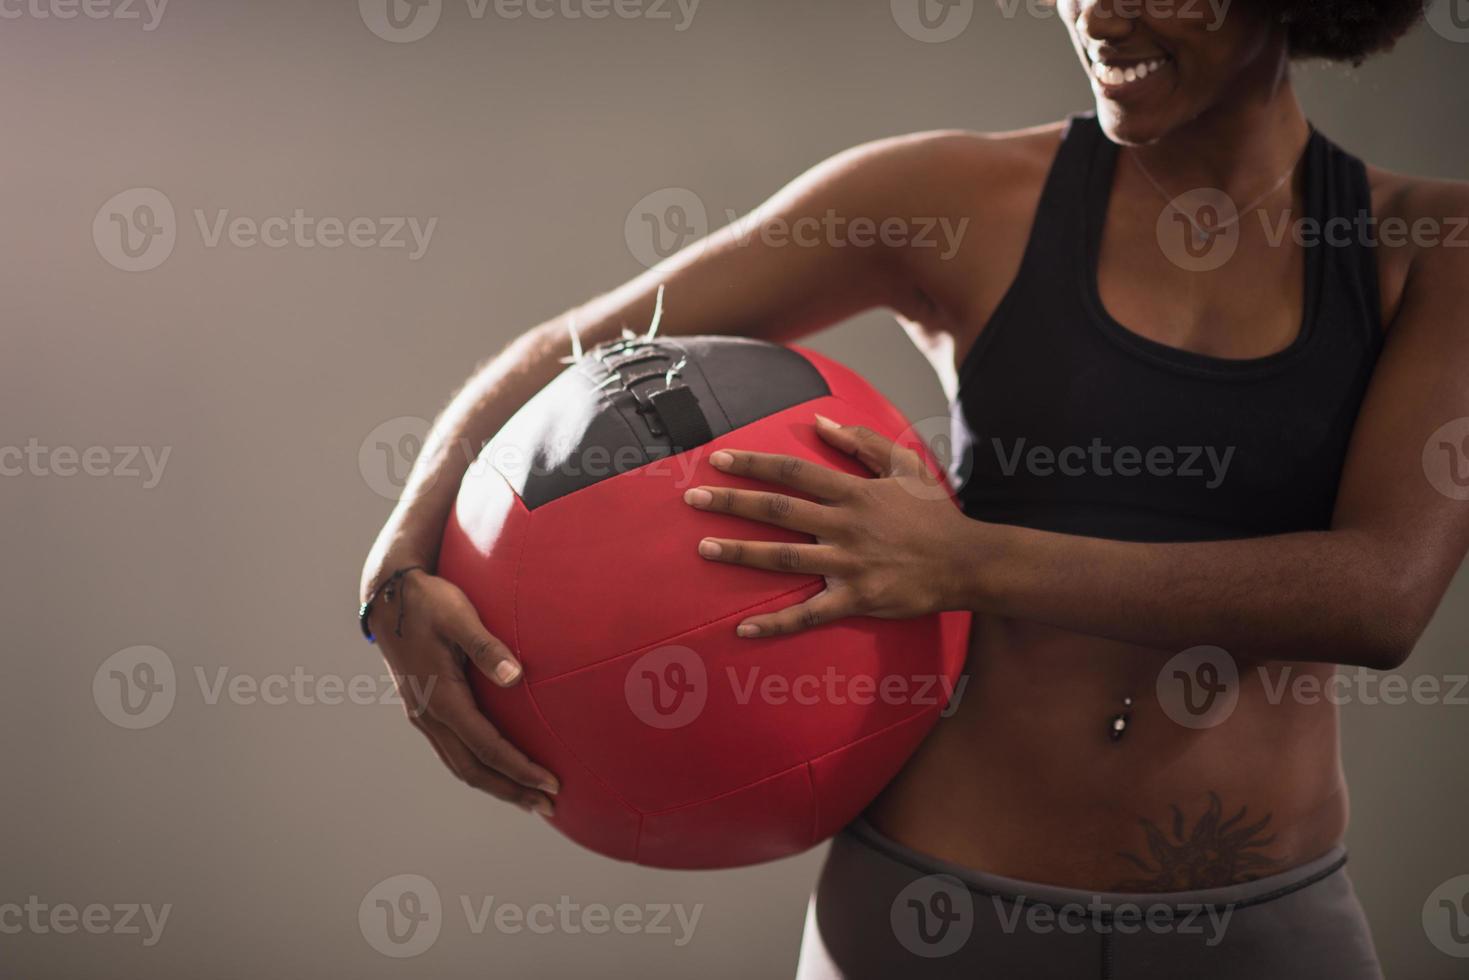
[950,114,1384,543]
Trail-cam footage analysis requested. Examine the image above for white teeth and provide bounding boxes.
[1093,57,1167,87]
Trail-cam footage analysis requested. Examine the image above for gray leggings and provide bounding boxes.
[796,819,1383,979]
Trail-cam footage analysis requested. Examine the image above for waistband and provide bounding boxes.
[844,818,1348,915]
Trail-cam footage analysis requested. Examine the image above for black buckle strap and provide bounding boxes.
[647,385,713,453]
[591,339,712,453]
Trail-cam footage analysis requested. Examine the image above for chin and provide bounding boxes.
[1093,99,1186,148]
[1084,55,1194,148]
[1095,103,1157,146]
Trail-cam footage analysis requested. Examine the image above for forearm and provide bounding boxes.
[960,519,1428,670]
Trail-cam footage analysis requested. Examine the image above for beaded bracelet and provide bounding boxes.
[358,565,425,643]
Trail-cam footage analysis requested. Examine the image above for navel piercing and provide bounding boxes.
[1109,697,1135,742]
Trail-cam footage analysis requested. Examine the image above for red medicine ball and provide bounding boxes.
[438,334,970,869]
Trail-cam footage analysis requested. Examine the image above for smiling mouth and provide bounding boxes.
[1090,55,1172,94]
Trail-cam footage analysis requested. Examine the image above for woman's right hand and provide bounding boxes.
[366,566,560,816]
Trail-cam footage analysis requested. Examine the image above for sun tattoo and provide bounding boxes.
[1112,791,1281,891]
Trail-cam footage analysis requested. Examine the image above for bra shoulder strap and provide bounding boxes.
[1013,112,1111,294]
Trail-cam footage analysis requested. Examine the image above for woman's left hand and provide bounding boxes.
[683,414,973,637]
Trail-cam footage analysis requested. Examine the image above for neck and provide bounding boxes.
[1130,50,1310,200]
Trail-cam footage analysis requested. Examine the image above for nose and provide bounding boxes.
[1073,0,1137,46]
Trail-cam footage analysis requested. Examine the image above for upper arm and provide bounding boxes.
[1330,178,1469,630]
[563,130,996,348]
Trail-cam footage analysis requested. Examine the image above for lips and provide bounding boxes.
[1092,55,1170,87]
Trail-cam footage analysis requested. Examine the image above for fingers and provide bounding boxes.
[436,586,524,688]
[735,588,852,639]
[683,484,835,534]
[707,448,856,501]
[423,672,561,796]
[697,538,849,576]
[412,713,555,816]
[375,571,561,808]
[814,414,921,478]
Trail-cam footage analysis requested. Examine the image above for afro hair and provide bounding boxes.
[1277,0,1426,64]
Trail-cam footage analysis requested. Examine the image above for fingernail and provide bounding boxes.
[684,488,713,507]
[709,450,734,469]
[814,414,839,429]
[698,539,722,558]
[494,660,522,686]
[539,779,560,796]
[737,623,761,638]
[532,797,555,818]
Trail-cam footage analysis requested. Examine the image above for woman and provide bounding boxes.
[359,2,1468,976]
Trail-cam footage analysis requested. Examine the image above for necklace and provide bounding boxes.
[1130,144,1306,246]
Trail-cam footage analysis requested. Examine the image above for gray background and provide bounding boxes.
[2,1,1466,977]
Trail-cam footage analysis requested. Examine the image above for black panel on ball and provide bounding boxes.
[486,335,830,510]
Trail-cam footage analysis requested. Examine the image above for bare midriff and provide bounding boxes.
[866,612,1349,892]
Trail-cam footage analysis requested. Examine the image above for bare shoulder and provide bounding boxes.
[826,122,1066,212]
[809,123,1068,336]
[1363,166,1469,257]
[1363,164,1469,326]
[1365,165,1469,243]
[869,122,1066,171]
